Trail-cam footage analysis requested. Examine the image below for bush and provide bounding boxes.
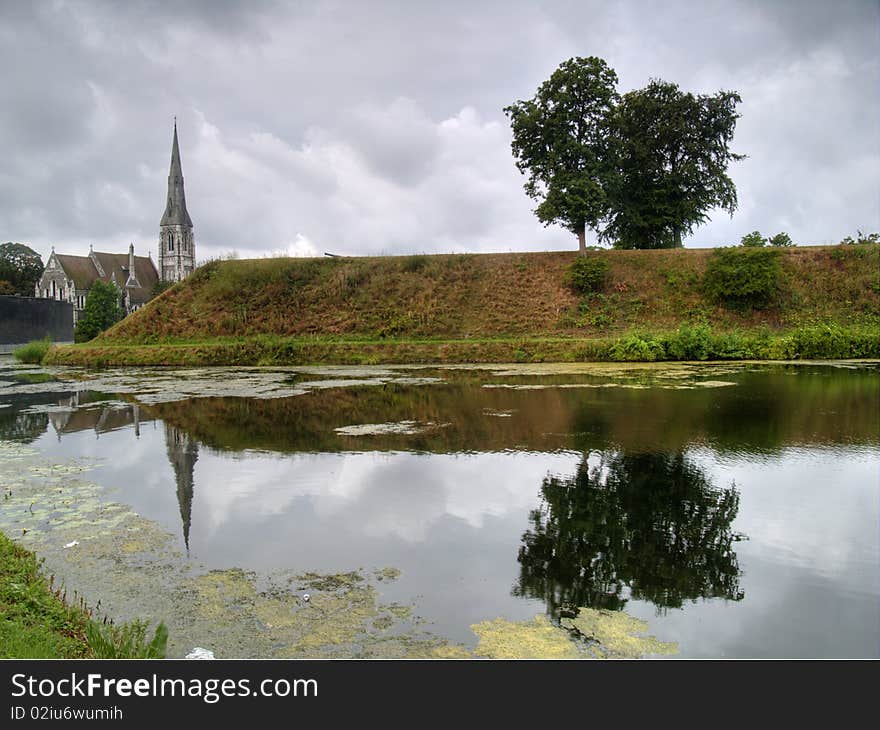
[703,247,782,309]
[609,333,665,361]
[566,255,610,295]
[663,323,713,360]
[840,231,880,245]
[740,231,766,247]
[13,337,51,364]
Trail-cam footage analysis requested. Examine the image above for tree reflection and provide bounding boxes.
[515,451,745,616]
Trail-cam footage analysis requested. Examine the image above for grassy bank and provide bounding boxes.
[0,531,167,658]
[43,245,880,366]
[43,323,879,367]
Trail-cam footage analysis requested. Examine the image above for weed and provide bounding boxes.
[12,337,52,364]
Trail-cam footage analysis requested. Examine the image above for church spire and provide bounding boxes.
[160,119,193,227]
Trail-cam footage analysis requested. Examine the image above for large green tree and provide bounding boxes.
[504,57,619,255]
[0,242,43,296]
[605,80,744,249]
[74,280,124,343]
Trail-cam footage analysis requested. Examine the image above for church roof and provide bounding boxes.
[54,251,159,304]
[160,121,193,227]
[54,254,98,290]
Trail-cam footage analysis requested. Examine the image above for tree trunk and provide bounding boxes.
[577,227,587,256]
[673,225,683,248]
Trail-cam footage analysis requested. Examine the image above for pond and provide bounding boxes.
[0,358,877,658]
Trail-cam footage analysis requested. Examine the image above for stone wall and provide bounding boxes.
[0,295,73,352]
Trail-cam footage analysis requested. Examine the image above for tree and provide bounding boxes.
[768,232,794,247]
[741,230,766,247]
[0,242,43,296]
[605,80,744,249]
[74,280,124,342]
[504,57,619,255]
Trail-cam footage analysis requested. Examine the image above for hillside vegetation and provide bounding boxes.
[45,244,879,366]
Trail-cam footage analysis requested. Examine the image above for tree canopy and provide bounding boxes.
[605,80,743,249]
[0,242,43,296]
[74,280,124,343]
[505,59,744,250]
[504,56,619,254]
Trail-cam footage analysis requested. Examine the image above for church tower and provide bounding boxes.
[158,120,195,282]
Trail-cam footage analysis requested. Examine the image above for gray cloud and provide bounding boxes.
[0,0,876,263]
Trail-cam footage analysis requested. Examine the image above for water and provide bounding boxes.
[1,359,877,658]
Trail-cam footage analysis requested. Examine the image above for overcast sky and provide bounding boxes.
[1,0,878,263]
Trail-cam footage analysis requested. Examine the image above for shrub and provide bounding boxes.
[566,255,609,295]
[840,230,880,245]
[609,333,665,361]
[13,337,51,364]
[703,247,782,309]
[768,232,794,247]
[740,231,766,247]
[663,323,713,360]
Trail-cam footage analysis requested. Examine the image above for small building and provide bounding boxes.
[35,244,159,323]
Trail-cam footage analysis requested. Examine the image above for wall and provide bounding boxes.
[0,295,73,352]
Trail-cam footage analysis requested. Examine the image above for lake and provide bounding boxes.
[1,358,877,658]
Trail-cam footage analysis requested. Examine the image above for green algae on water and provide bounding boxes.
[561,607,679,658]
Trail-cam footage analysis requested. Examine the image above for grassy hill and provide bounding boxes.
[45,244,879,366]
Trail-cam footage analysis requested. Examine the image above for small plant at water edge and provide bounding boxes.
[12,337,51,364]
[85,619,168,659]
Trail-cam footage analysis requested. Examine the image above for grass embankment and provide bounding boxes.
[44,244,880,366]
[0,531,167,658]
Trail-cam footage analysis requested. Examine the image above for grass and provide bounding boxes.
[42,322,880,367]
[12,337,52,364]
[0,530,167,658]
[41,244,880,366]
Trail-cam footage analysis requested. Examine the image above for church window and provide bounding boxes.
[169,238,174,252]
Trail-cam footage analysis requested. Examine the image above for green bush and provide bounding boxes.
[703,247,782,309]
[609,333,665,361]
[663,323,713,360]
[566,255,610,294]
[740,231,766,247]
[12,337,51,364]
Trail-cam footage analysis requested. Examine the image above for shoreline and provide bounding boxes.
[42,323,880,367]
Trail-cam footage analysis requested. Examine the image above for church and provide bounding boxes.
[35,121,196,322]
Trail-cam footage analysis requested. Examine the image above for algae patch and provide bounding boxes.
[472,615,584,659]
[334,420,449,436]
[182,567,461,659]
[561,608,679,658]
[470,608,678,659]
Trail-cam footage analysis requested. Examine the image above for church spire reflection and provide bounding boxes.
[164,423,198,553]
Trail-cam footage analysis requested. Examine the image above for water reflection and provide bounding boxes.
[515,452,744,617]
[1,360,877,657]
[165,425,197,552]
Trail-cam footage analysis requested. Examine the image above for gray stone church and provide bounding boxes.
[35,121,196,322]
